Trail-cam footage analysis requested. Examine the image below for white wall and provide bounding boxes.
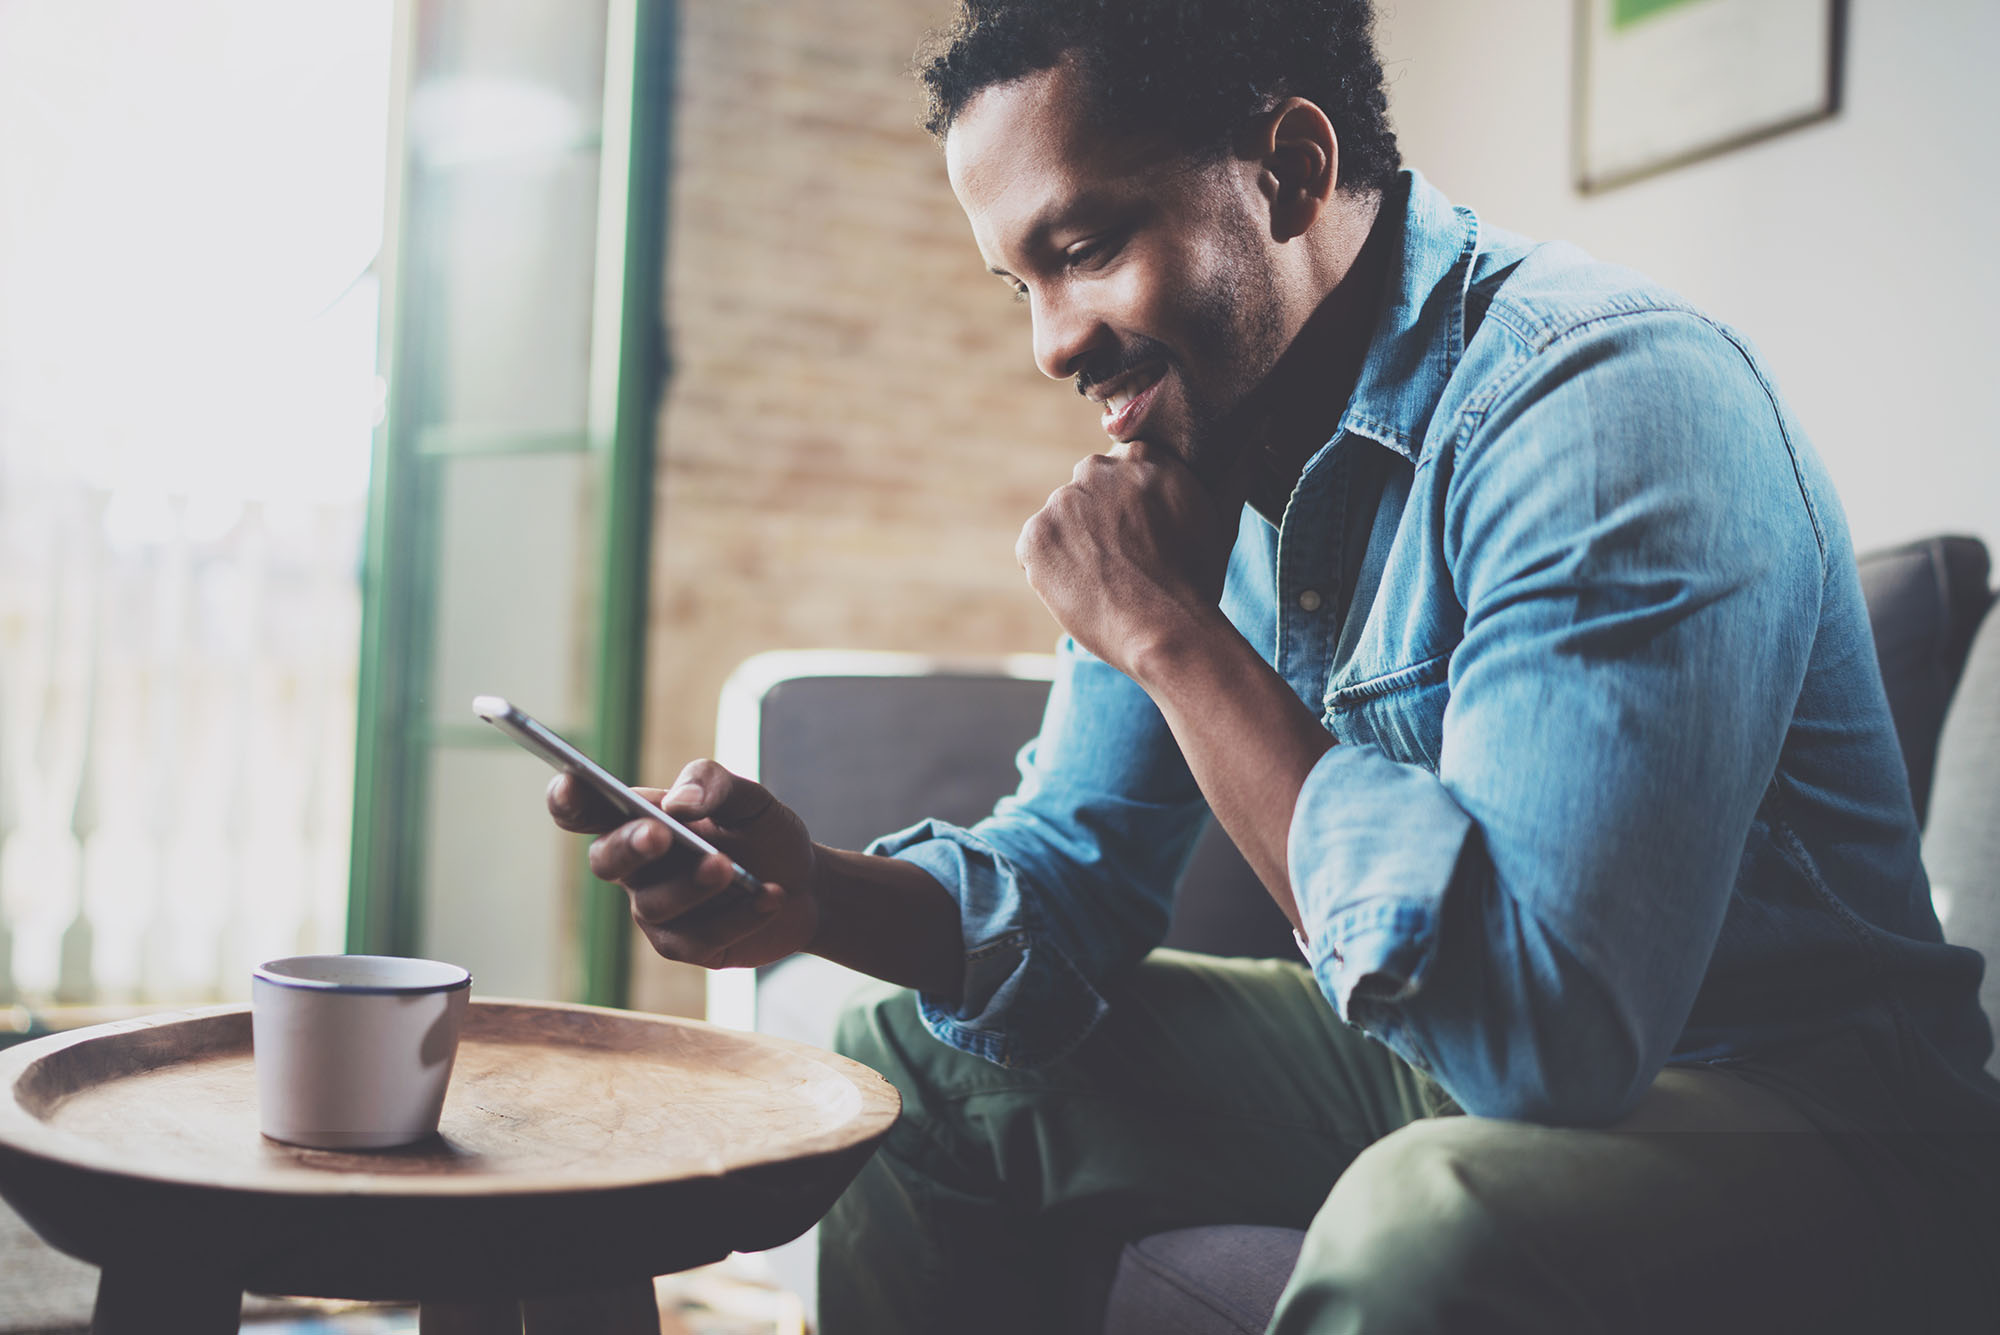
[1373,0,1999,557]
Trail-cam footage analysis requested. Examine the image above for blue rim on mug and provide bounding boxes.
[253,954,472,997]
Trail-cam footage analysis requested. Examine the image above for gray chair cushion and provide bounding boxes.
[1103,1225,1307,1335]
[1922,596,2000,1078]
[1857,535,1992,823]
[1160,818,1294,961]
[754,672,1056,851]
[754,667,1293,963]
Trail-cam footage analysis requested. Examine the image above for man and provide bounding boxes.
[551,1,2000,1330]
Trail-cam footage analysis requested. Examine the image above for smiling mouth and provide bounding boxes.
[1095,365,1166,441]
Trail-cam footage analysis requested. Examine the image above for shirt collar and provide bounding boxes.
[1335,169,1483,464]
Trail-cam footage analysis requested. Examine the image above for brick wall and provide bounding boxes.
[630,0,1095,1013]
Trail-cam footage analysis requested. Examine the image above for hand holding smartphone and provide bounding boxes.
[473,695,764,905]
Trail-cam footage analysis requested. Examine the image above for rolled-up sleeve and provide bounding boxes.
[1291,312,1826,1125]
[870,637,1214,1067]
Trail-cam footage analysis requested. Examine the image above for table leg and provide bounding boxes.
[418,1299,524,1333]
[522,1279,661,1335]
[91,1266,242,1335]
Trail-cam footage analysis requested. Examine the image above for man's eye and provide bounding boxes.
[1066,233,1121,269]
[1009,282,1029,304]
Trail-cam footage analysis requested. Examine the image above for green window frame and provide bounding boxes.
[348,0,674,1007]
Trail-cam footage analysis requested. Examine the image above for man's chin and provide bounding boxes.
[1175,431,1241,498]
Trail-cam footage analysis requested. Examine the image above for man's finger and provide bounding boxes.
[660,759,778,829]
[589,817,686,885]
[634,878,783,970]
[550,773,674,833]
[625,850,741,925]
[550,773,618,832]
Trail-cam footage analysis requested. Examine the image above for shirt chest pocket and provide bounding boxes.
[1323,651,1451,772]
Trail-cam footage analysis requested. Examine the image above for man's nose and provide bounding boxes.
[1030,289,1105,383]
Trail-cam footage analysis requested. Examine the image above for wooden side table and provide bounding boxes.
[0,1000,899,1333]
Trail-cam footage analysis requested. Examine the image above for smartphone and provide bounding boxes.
[472,695,764,905]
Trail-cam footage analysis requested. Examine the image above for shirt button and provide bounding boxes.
[1298,589,1323,612]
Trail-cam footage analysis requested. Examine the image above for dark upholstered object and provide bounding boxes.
[1857,535,1993,823]
[752,669,1285,968]
[1163,823,1295,962]
[753,673,1055,851]
[1922,595,2000,1078]
[1102,1227,1308,1335]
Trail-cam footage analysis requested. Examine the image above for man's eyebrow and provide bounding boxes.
[981,193,1118,281]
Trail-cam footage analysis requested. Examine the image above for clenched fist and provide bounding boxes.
[1015,440,1237,679]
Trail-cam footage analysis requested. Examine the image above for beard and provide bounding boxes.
[1177,227,1287,489]
[1070,216,1289,493]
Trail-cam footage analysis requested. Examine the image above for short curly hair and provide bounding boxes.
[916,0,1400,193]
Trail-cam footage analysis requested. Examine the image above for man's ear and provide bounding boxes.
[1245,99,1338,242]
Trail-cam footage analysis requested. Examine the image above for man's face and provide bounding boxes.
[945,60,1288,481]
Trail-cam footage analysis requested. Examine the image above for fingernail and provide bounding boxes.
[665,783,702,806]
[636,823,667,855]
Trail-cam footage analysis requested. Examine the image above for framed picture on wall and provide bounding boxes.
[1573,0,1846,193]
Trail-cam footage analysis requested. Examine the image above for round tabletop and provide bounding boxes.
[0,999,900,1303]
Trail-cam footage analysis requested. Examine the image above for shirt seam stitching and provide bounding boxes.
[1442,307,1829,584]
[1324,650,1452,709]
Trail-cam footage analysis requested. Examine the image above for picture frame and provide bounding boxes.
[1573,0,1847,193]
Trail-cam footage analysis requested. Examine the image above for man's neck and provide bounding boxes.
[1240,191,1396,525]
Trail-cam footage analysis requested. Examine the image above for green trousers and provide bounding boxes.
[819,950,1997,1334]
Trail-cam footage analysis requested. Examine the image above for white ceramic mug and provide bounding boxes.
[252,954,472,1149]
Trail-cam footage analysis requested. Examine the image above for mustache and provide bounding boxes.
[1073,337,1174,399]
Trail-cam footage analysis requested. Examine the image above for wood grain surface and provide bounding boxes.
[0,999,895,1194]
[0,1000,899,1302]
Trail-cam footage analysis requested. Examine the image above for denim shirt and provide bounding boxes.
[873,171,1995,1125]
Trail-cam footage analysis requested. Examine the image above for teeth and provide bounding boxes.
[1100,369,1162,420]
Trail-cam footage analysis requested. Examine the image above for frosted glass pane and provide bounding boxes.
[419,0,609,121]
[428,451,596,729]
[410,152,601,436]
[401,0,610,436]
[421,745,575,1000]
